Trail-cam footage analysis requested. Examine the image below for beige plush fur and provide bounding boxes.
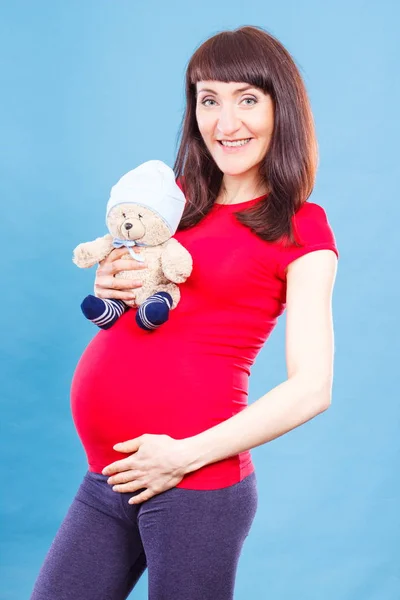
[72,202,192,309]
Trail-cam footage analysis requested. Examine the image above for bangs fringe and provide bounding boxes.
[188,30,273,93]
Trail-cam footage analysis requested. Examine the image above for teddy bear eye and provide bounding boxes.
[138,214,143,219]
[122,212,126,218]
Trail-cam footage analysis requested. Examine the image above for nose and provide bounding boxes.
[124,222,132,230]
[217,104,241,137]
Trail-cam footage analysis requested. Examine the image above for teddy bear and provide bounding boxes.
[72,160,193,331]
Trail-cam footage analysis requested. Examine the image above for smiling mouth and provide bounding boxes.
[217,138,253,147]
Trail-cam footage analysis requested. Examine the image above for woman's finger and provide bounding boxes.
[96,268,144,289]
[112,480,146,493]
[98,259,148,276]
[94,287,138,301]
[99,247,142,266]
[107,469,141,485]
[129,490,152,504]
[94,277,139,300]
[95,274,143,291]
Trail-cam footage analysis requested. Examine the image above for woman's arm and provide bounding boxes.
[181,249,338,474]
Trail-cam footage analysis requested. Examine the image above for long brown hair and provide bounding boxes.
[174,25,318,246]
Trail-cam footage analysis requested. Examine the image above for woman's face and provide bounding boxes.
[195,80,274,177]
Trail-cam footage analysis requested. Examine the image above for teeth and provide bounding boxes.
[220,138,251,147]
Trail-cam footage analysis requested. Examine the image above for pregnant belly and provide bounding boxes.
[70,312,249,473]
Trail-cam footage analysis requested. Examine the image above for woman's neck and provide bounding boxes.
[215,173,269,205]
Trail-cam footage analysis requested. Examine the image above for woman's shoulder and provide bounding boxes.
[294,200,330,220]
[273,200,339,279]
[291,201,335,239]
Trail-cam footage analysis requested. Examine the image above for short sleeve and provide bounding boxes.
[276,202,339,280]
[175,176,188,205]
[176,175,185,193]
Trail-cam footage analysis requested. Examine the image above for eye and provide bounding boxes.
[201,98,217,107]
[122,212,126,218]
[242,97,257,106]
[138,214,143,219]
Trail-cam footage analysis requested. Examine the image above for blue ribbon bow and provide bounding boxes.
[112,238,146,262]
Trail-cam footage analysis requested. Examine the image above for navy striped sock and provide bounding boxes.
[136,292,173,331]
[81,295,127,330]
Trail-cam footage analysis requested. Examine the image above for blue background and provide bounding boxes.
[1,1,399,598]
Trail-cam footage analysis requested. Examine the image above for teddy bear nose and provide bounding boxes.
[124,223,133,230]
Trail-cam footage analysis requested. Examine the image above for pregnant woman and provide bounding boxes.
[30,25,339,600]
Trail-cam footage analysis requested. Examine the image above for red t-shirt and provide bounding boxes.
[70,194,339,490]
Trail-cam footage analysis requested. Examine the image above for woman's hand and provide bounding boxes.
[102,434,191,504]
[94,247,148,304]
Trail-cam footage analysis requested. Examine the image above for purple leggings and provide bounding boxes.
[30,469,258,600]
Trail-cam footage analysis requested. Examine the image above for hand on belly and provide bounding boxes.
[101,433,191,505]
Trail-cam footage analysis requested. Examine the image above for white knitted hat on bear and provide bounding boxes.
[105,160,186,234]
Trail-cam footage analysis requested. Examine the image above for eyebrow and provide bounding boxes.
[196,85,258,96]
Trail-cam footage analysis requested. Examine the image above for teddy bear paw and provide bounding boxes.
[73,245,95,267]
